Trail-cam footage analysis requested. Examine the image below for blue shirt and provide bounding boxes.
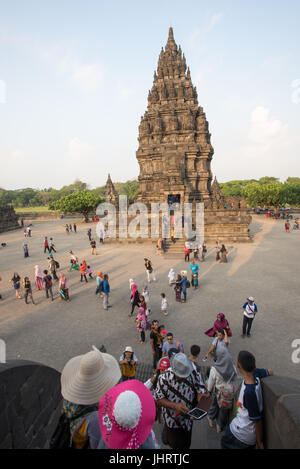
[178,277,187,292]
[190,264,199,275]
[102,280,110,294]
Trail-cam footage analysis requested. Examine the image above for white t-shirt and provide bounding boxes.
[230,376,263,446]
[243,302,257,319]
[161,298,168,311]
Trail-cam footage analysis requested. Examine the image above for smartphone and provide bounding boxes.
[187,407,207,420]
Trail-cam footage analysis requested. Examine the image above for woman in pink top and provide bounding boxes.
[59,273,70,301]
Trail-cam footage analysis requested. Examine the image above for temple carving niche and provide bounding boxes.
[136,27,214,206]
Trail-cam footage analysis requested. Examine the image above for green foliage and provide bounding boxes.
[51,190,104,220]
[285,177,300,185]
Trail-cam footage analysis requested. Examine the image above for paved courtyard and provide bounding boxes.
[0,215,299,382]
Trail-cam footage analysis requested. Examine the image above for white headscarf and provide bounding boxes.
[35,265,43,278]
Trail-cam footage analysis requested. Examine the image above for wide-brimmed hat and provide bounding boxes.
[157,357,170,371]
[99,379,156,449]
[124,346,133,353]
[61,348,121,405]
[171,353,193,378]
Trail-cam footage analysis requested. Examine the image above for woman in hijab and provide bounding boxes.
[59,273,70,301]
[136,306,147,344]
[220,244,228,263]
[174,274,182,302]
[205,313,232,337]
[96,271,104,297]
[129,283,140,317]
[168,268,176,285]
[206,347,237,432]
[34,265,44,290]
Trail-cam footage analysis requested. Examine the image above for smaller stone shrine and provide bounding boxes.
[104,174,119,206]
[0,205,20,233]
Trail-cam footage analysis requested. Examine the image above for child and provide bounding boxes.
[80,262,88,282]
[87,265,93,279]
[221,350,273,450]
[161,293,168,316]
[23,277,35,304]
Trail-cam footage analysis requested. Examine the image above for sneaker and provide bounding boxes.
[207,417,214,428]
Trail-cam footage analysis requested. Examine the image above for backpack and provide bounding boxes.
[186,280,190,288]
[45,276,52,287]
[216,372,236,408]
[49,406,98,449]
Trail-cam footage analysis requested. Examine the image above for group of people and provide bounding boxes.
[54,333,272,450]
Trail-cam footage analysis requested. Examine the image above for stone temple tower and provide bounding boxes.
[136,27,214,206]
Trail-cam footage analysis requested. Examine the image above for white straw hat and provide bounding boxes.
[61,348,121,405]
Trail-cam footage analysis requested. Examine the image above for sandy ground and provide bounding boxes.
[0,215,299,380]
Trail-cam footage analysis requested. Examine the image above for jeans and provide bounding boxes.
[221,427,256,449]
[45,286,53,300]
[243,316,254,336]
[25,290,34,304]
[182,290,187,301]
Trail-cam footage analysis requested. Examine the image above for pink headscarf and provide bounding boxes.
[131,283,138,297]
[59,273,69,289]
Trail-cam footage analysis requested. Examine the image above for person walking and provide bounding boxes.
[206,347,237,432]
[65,224,69,235]
[59,273,70,301]
[184,244,190,262]
[215,241,222,261]
[155,353,206,450]
[190,260,199,289]
[87,265,93,279]
[102,274,110,310]
[174,274,182,302]
[144,258,156,283]
[49,257,59,281]
[119,347,139,381]
[87,228,92,242]
[43,270,54,301]
[80,262,88,283]
[90,238,97,255]
[23,242,29,258]
[49,238,56,253]
[10,273,22,299]
[242,296,258,337]
[201,242,207,261]
[177,273,187,303]
[44,237,50,254]
[220,244,228,263]
[73,223,77,233]
[69,224,72,232]
[204,329,230,361]
[23,277,35,304]
[129,283,140,317]
[150,320,162,371]
[34,265,44,290]
[95,271,104,296]
[136,307,147,344]
[69,251,78,271]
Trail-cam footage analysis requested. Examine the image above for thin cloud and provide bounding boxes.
[205,12,223,33]
[0,80,6,103]
[59,57,104,93]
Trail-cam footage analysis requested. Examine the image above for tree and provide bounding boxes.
[51,190,104,222]
[279,184,300,205]
[285,177,300,185]
[258,176,280,185]
[242,182,282,207]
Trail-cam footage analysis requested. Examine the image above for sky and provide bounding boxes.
[0,0,299,190]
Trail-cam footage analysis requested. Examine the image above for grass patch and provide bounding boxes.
[14,206,56,213]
